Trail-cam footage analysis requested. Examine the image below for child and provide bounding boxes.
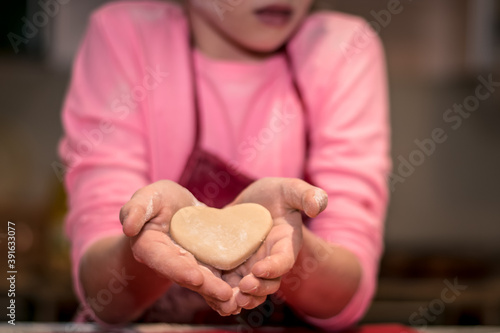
[59,0,390,330]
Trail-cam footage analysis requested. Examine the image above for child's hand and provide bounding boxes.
[223,178,328,310]
[119,180,240,316]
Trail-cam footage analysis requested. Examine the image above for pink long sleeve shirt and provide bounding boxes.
[59,1,390,330]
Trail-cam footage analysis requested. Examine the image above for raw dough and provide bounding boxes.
[170,203,273,270]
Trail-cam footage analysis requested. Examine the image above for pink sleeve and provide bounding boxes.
[58,8,149,320]
[289,13,391,330]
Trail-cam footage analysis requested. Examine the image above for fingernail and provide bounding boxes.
[242,285,257,294]
[314,189,328,210]
[120,211,129,223]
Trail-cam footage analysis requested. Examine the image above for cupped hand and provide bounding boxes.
[222,178,328,310]
[119,180,240,315]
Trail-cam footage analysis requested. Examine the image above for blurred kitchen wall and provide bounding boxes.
[1,0,499,324]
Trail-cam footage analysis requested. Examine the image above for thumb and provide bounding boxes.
[120,180,201,237]
[120,190,162,237]
[281,179,328,218]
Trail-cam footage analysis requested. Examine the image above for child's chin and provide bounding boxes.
[242,38,289,55]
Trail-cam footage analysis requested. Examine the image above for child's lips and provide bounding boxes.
[254,5,293,27]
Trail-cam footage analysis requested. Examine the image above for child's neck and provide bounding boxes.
[187,9,272,62]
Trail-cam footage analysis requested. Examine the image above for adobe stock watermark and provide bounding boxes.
[85,268,135,313]
[7,0,71,54]
[390,74,500,192]
[192,0,244,21]
[408,277,468,327]
[51,65,168,182]
[340,0,414,61]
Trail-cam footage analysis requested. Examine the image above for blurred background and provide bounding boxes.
[1,0,499,326]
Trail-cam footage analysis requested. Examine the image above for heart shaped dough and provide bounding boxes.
[170,203,273,270]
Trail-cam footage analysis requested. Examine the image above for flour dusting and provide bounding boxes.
[314,188,328,211]
[144,193,156,222]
